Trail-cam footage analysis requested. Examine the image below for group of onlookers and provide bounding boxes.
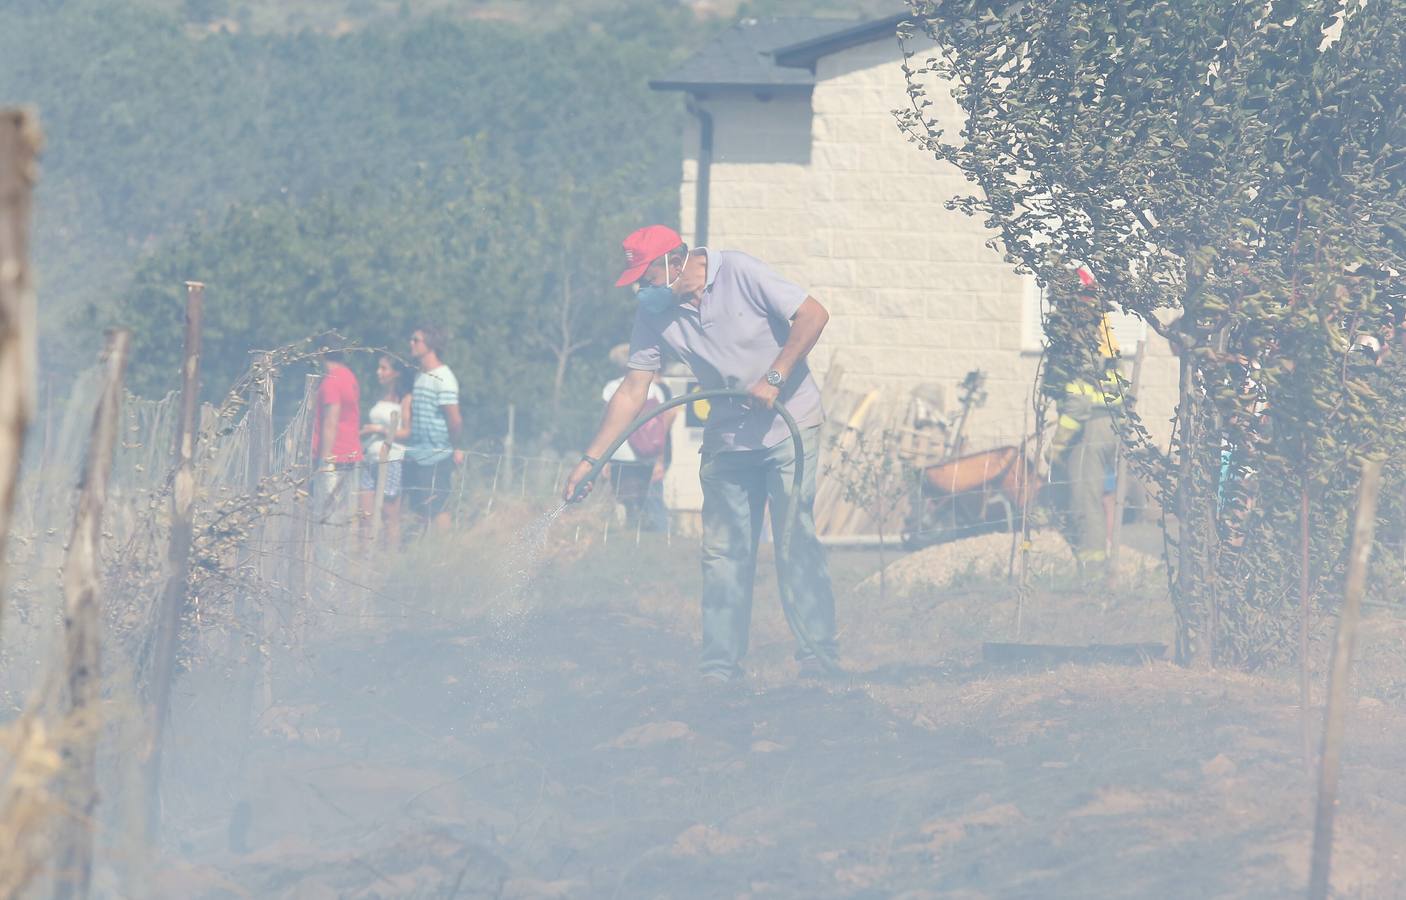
[308,325,680,548]
[311,325,463,547]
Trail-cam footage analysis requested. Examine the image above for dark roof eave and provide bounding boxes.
[648,80,815,94]
[772,13,910,68]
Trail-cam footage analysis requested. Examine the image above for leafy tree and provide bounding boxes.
[899,0,1406,666]
[0,0,697,448]
[105,144,671,449]
[182,0,230,23]
[0,1,693,354]
[734,0,904,18]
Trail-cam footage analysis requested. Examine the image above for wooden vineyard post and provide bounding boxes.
[247,354,274,564]
[503,403,515,487]
[342,432,358,577]
[0,108,41,636]
[1308,458,1383,900]
[0,110,44,899]
[1300,481,1314,767]
[252,366,276,712]
[233,356,273,772]
[54,330,130,900]
[291,373,317,608]
[145,280,204,839]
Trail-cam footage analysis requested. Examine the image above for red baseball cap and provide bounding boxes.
[614,225,683,287]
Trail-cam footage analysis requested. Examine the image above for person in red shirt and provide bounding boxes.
[313,342,363,509]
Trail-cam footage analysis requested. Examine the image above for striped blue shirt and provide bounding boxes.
[406,365,459,465]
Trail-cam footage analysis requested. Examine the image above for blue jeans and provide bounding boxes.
[699,426,837,678]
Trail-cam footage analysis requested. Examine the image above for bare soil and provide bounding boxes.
[151,513,1406,899]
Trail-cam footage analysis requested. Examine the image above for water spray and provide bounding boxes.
[569,389,842,675]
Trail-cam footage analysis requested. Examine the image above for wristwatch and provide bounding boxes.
[765,369,785,388]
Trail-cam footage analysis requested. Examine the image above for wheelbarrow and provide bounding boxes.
[902,444,1040,550]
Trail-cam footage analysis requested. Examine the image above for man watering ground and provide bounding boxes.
[564,225,838,683]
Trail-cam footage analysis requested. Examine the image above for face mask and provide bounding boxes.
[636,284,675,315]
[636,251,687,314]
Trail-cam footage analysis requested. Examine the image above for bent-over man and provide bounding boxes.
[564,225,837,682]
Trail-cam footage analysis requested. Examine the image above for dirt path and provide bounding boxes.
[157,592,1406,899]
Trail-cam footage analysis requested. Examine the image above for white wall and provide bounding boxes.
[675,35,1180,473]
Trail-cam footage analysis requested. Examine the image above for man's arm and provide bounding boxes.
[749,296,829,409]
[563,368,655,501]
[441,402,464,464]
[442,403,463,444]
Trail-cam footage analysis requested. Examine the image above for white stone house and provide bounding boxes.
[649,12,1179,516]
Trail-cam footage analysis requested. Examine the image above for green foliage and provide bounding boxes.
[0,1,691,376]
[106,146,663,448]
[733,0,903,18]
[0,1,700,448]
[182,0,230,22]
[901,0,1406,666]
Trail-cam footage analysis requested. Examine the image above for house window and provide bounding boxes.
[1020,273,1149,355]
[1105,307,1149,354]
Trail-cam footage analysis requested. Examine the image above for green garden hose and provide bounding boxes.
[570,388,842,675]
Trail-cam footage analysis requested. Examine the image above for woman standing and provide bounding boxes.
[360,355,413,549]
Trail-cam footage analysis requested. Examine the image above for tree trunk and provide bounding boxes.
[1172,351,1214,668]
[0,108,42,638]
[54,329,130,900]
[551,346,570,430]
[547,265,576,445]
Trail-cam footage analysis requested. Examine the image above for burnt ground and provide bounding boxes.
[150,515,1406,899]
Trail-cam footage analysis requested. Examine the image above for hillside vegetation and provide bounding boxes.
[143,0,903,35]
[0,0,736,444]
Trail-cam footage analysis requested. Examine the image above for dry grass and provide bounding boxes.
[849,659,1406,898]
[103,489,1406,898]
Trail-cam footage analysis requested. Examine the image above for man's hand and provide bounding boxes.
[747,379,781,410]
[453,449,465,466]
[563,458,596,502]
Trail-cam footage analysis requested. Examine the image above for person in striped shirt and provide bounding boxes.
[404,324,463,532]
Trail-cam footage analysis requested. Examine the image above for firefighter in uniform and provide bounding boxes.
[1044,267,1124,568]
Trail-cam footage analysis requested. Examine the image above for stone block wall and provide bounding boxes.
[674,36,1180,478]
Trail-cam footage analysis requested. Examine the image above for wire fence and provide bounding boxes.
[0,357,1187,891]
[1,362,1168,710]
